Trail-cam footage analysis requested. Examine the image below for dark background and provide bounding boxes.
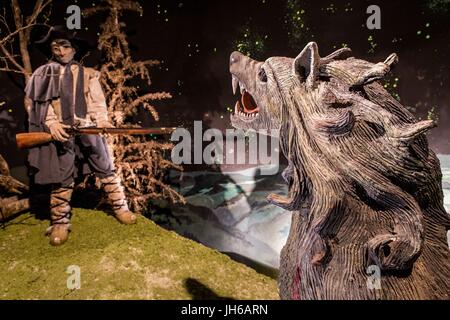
[1,0,449,169]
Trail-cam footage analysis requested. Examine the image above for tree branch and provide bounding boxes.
[11,0,33,80]
[25,0,43,39]
[0,23,35,47]
[25,0,52,41]
[10,0,23,29]
[131,92,172,108]
[0,67,26,74]
[0,44,26,73]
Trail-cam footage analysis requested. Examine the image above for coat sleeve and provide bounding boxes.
[85,69,110,125]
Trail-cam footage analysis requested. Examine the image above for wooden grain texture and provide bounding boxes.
[0,197,29,222]
[281,53,450,300]
[0,154,10,176]
[229,43,450,300]
[0,154,29,222]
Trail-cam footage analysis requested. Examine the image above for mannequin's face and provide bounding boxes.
[50,39,76,64]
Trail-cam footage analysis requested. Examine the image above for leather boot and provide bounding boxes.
[46,184,73,246]
[101,174,137,225]
[49,224,71,246]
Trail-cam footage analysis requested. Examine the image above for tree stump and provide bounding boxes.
[0,154,29,222]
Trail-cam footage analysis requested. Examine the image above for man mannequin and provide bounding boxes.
[25,26,136,246]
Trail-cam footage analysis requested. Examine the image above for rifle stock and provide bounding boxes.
[16,132,54,149]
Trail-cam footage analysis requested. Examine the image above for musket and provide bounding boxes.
[16,126,177,149]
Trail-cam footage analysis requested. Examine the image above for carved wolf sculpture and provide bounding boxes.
[229,42,450,299]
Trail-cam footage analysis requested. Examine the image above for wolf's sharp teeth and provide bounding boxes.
[232,76,238,95]
[239,81,245,94]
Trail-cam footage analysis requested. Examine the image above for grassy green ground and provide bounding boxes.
[0,209,278,299]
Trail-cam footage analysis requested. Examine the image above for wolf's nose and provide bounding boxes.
[230,51,244,67]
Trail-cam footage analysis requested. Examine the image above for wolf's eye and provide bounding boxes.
[258,67,267,83]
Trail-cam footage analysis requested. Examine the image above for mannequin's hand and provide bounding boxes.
[48,122,70,142]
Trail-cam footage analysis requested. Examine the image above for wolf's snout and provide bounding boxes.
[229,51,243,68]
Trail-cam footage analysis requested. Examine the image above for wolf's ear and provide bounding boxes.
[293,42,320,89]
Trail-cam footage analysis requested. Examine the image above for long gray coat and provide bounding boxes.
[25,62,112,185]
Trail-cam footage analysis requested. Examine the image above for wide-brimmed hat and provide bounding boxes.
[34,25,95,60]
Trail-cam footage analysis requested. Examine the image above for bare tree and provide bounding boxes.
[0,0,52,111]
[0,1,52,221]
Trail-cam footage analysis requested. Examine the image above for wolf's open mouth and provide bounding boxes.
[232,75,259,119]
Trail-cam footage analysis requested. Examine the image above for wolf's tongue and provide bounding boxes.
[241,91,259,113]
